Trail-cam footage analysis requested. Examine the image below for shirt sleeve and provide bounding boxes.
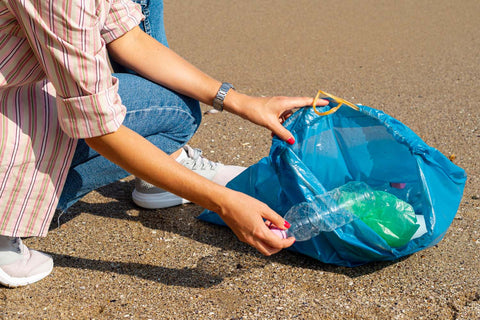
[102,0,144,44]
[5,0,144,138]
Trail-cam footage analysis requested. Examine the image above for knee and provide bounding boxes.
[115,73,202,142]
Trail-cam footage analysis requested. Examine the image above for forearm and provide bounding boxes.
[107,27,327,142]
[84,125,227,213]
[85,125,294,255]
[107,27,222,107]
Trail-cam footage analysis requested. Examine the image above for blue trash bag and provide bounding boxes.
[198,100,467,267]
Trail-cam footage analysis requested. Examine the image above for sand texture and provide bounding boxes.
[1,0,479,319]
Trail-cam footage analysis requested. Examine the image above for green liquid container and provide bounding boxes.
[334,181,420,247]
[285,181,420,247]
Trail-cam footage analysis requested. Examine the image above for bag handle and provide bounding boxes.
[313,90,360,116]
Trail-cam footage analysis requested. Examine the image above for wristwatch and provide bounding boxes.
[212,82,235,111]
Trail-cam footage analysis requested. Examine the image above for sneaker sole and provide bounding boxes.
[132,189,190,209]
[0,260,53,288]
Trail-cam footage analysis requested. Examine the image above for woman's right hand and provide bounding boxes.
[216,189,295,256]
[86,125,293,255]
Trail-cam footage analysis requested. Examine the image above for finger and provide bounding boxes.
[271,98,328,143]
[260,227,296,253]
[314,98,329,107]
[279,96,328,112]
[270,121,295,144]
[262,207,290,231]
[279,110,293,123]
[247,228,282,256]
[283,111,294,121]
[256,216,296,255]
[255,240,282,256]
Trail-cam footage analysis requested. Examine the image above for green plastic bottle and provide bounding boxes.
[284,181,420,246]
[334,181,420,247]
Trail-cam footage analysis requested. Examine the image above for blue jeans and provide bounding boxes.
[57,0,201,211]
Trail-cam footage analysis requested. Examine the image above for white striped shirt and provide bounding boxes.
[0,0,143,236]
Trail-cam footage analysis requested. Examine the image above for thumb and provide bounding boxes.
[271,122,296,145]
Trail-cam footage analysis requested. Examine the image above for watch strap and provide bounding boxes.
[212,82,235,111]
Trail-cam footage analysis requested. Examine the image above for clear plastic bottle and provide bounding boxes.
[278,181,421,247]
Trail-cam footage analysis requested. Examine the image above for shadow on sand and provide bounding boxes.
[48,179,408,288]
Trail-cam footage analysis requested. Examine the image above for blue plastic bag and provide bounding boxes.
[198,99,467,267]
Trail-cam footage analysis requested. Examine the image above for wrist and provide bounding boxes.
[223,89,248,115]
[173,177,233,216]
[205,185,239,217]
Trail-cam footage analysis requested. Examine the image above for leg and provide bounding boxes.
[59,0,203,210]
[1,0,180,288]
[59,0,244,211]
[57,74,201,211]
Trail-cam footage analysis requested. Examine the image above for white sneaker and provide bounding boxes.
[0,236,53,288]
[132,145,245,209]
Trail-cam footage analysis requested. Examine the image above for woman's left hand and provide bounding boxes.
[224,92,328,144]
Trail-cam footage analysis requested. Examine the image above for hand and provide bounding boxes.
[217,189,295,256]
[86,126,292,256]
[224,92,328,143]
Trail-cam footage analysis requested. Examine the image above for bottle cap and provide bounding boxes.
[269,226,288,239]
[390,182,406,189]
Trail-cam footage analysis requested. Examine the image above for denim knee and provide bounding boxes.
[115,73,201,154]
[137,96,201,153]
[58,79,202,211]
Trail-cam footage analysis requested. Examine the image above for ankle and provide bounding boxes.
[0,235,19,250]
[0,236,22,266]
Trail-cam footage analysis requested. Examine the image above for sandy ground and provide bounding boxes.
[1,0,479,319]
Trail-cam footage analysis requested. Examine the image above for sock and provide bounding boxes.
[0,236,22,265]
[0,235,15,250]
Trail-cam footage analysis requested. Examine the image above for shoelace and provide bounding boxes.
[184,146,219,170]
